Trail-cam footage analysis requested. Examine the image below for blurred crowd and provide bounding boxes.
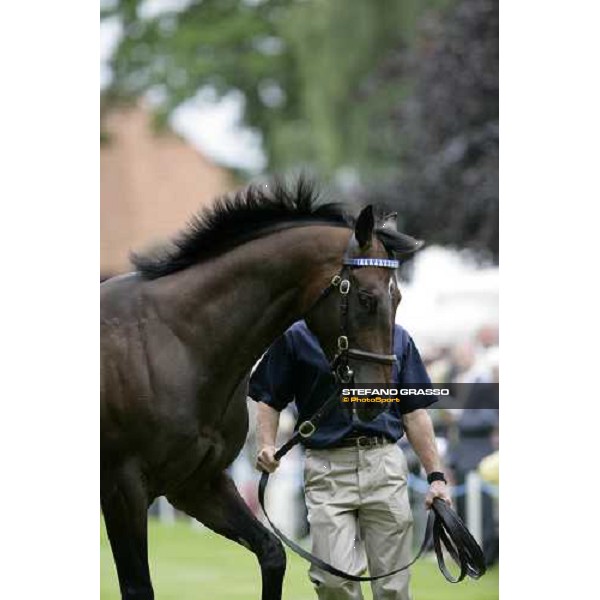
[423,324,499,386]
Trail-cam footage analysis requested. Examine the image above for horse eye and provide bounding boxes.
[358,291,377,313]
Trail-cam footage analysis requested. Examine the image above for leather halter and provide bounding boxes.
[316,256,400,384]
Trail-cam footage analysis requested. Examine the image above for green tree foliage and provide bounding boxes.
[102,0,429,171]
[102,0,497,260]
[364,0,498,261]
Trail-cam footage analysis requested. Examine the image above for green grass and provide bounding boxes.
[101,518,498,599]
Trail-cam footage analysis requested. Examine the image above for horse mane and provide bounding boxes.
[131,176,351,280]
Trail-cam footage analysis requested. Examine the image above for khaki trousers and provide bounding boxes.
[304,443,413,600]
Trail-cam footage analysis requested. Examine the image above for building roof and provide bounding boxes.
[100,104,233,276]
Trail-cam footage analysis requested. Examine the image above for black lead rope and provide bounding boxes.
[258,426,487,583]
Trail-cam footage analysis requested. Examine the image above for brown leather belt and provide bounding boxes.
[329,434,391,449]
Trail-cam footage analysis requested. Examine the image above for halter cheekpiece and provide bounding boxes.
[315,250,401,386]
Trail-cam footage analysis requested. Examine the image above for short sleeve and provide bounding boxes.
[397,334,436,414]
[248,333,296,412]
[399,336,431,385]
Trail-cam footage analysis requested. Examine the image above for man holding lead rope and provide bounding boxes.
[249,319,451,600]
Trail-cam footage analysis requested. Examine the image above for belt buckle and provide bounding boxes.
[356,435,372,449]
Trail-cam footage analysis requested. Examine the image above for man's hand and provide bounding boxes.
[256,445,280,473]
[425,481,453,509]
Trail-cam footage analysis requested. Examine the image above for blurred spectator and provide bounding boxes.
[476,324,499,350]
[479,451,499,486]
[448,341,478,383]
[423,345,452,383]
[446,356,499,566]
[229,399,260,514]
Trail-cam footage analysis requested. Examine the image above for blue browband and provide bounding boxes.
[342,257,400,269]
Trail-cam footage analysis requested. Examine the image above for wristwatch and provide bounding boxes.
[427,471,447,485]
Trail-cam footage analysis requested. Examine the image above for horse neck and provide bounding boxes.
[150,224,351,376]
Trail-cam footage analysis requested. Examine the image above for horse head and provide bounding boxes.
[306,205,423,416]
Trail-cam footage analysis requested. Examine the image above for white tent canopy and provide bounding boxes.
[396,246,498,349]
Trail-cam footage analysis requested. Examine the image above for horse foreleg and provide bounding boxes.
[168,471,286,600]
[101,460,154,600]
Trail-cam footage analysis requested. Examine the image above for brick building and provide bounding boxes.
[100,104,234,278]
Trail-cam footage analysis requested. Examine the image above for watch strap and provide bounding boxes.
[427,471,447,484]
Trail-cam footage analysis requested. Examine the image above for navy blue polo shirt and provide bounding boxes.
[249,320,434,449]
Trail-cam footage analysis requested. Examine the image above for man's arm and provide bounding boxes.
[255,401,282,473]
[403,408,452,508]
[248,331,296,473]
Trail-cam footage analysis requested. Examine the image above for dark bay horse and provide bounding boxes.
[100,179,422,599]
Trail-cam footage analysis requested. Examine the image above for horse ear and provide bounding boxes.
[355,205,375,249]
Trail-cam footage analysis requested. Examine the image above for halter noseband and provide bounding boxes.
[317,256,400,384]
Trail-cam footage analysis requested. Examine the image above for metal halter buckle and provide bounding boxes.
[331,275,342,287]
[339,279,350,295]
[356,435,378,448]
[338,335,349,351]
[298,420,316,438]
[337,365,354,383]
